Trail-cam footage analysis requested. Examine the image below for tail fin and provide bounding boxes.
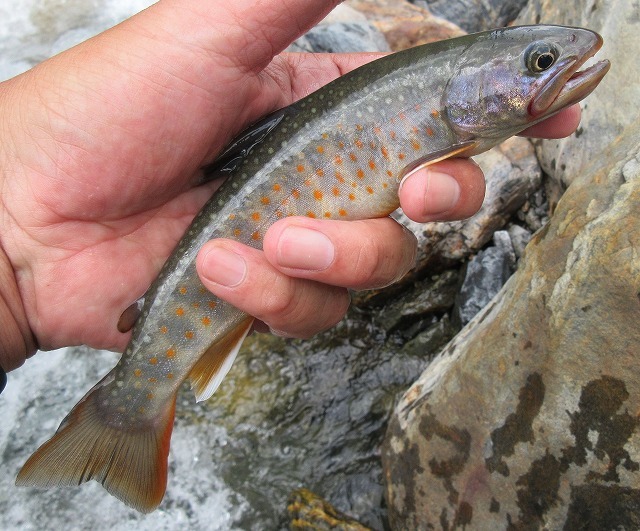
[16,380,176,513]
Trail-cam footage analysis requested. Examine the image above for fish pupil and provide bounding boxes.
[536,53,554,70]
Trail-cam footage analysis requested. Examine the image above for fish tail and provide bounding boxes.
[16,377,176,513]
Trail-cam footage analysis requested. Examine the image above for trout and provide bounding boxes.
[16,25,609,512]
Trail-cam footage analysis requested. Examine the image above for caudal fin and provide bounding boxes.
[16,384,176,513]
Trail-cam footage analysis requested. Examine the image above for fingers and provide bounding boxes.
[399,158,486,223]
[519,104,582,138]
[196,217,418,337]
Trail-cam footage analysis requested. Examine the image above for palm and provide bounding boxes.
[0,11,349,353]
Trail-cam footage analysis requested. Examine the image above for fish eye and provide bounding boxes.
[525,41,559,73]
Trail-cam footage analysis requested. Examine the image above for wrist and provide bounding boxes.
[0,243,37,372]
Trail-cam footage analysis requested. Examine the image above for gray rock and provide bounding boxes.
[454,235,515,326]
[411,0,529,33]
[288,22,390,53]
[506,223,533,259]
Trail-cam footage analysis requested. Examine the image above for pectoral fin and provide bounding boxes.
[399,140,478,181]
[189,316,254,402]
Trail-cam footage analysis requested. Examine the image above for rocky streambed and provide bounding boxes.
[1,1,638,530]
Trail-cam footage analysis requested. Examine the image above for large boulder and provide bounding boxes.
[382,3,640,527]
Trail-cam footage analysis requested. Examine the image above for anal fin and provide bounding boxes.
[189,316,254,402]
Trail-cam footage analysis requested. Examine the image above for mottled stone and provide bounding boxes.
[347,0,465,51]
[413,0,529,33]
[288,22,390,54]
[383,104,640,531]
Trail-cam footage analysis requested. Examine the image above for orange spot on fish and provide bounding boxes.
[381,146,389,159]
[357,169,365,179]
[349,153,358,162]
[317,146,325,154]
[192,302,200,309]
[399,112,407,120]
[199,287,207,294]
[208,301,217,309]
[261,196,270,205]
[426,127,435,137]
[175,307,184,316]
[185,331,194,340]
[179,287,187,294]
[229,213,236,220]
[399,153,406,160]
[368,160,376,170]
[202,316,211,326]
[335,172,345,183]
[349,193,356,201]
[366,186,374,194]
[431,110,440,118]
[297,164,305,173]
[307,212,316,218]
[316,168,325,177]
[324,212,331,218]
[160,326,168,334]
[387,170,394,177]
[276,210,283,218]
[412,126,419,134]
[292,189,301,199]
[322,133,328,139]
[166,348,176,358]
[332,187,340,196]
[251,212,261,221]
[314,190,323,200]
[412,140,421,150]
[355,139,364,149]
[369,141,376,149]
[147,392,154,400]
[273,184,281,192]
[383,182,389,188]
[304,179,312,186]
[356,124,363,131]
[252,231,261,241]
[415,104,422,111]
[334,155,343,165]
[339,209,347,216]
[233,228,242,237]
[134,369,142,377]
[138,407,146,414]
[338,141,345,149]
[166,373,174,379]
[148,377,157,383]
[374,126,382,135]
[149,357,158,365]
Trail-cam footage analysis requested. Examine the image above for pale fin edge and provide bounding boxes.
[189,316,254,402]
[399,140,479,181]
[16,382,176,514]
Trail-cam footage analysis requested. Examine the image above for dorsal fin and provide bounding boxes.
[200,107,292,183]
[189,316,254,402]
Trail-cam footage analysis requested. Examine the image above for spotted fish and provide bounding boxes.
[16,25,609,512]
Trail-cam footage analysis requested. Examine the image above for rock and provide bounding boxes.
[288,488,371,530]
[346,0,465,51]
[454,231,516,326]
[382,8,640,525]
[288,22,390,54]
[412,0,529,33]
[506,223,533,259]
[516,0,640,188]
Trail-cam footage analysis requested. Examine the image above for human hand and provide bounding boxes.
[0,0,580,372]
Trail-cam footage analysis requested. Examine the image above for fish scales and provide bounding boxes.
[16,25,609,512]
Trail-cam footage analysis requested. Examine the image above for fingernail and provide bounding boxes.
[424,171,461,216]
[202,247,247,287]
[276,226,335,270]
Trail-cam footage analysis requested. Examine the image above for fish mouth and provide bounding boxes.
[530,35,610,117]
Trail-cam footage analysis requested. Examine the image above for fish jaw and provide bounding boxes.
[529,34,610,117]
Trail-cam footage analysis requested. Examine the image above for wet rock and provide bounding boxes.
[412,0,529,33]
[454,231,515,326]
[347,0,464,51]
[382,14,640,526]
[288,488,371,530]
[288,22,390,54]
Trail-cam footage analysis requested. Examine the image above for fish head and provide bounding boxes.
[443,25,610,143]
